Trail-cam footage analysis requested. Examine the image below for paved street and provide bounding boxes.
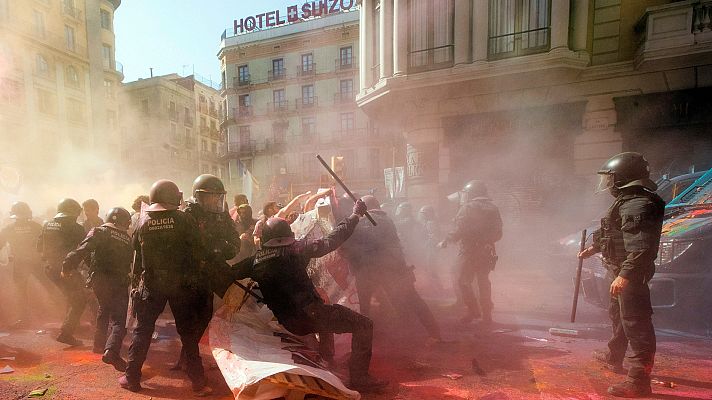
[2,255,711,399]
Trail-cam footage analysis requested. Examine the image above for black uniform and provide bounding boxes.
[0,219,44,319]
[175,202,239,368]
[126,210,206,388]
[340,210,440,339]
[63,224,132,354]
[446,196,502,322]
[234,215,375,381]
[37,217,87,337]
[592,187,665,385]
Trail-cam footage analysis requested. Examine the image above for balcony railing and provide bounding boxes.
[333,128,379,144]
[487,28,550,60]
[408,44,457,71]
[209,128,222,140]
[268,68,286,81]
[233,106,253,119]
[268,101,289,113]
[62,4,82,20]
[297,63,316,77]
[634,1,712,64]
[234,75,251,88]
[296,97,318,110]
[265,138,287,153]
[335,57,356,71]
[334,92,355,105]
[168,111,178,122]
[288,133,318,146]
[227,140,256,156]
[184,116,194,126]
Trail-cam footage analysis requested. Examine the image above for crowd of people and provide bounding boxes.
[0,151,665,398]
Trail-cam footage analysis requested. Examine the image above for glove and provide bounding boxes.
[352,199,367,217]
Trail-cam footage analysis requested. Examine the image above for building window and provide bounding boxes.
[37,89,55,114]
[340,112,354,132]
[141,99,149,115]
[107,110,116,130]
[35,54,49,76]
[67,99,84,123]
[104,79,114,98]
[238,94,251,107]
[273,89,286,110]
[301,85,315,107]
[62,0,76,17]
[64,25,75,52]
[202,139,208,151]
[184,106,193,125]
[369,148,381,178]
[488,0,550,59]
[339,46,353,67]
[301,53,314,75]
[102,44,112,69]
[169,101,177,121]
[408,0,455,71]
[302,152,317,180]
[66,66,80,88]
[100,9,112,31]
[270,58,285,80]
[302,117,315,136]
[33,10,45,38]
[237,65,249,85]
[272,122,287,144]
[339,79,353,98]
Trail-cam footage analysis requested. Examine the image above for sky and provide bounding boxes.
[114,0,294,85]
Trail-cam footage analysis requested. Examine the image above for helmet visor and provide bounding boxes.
[196,192,226,213]
[596,173,615,193]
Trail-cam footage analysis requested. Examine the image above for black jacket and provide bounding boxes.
[37,217,85,266]
[234,214,359,324]
[339,209,407,273]
[0,219,42,263]
[63,225,132,281]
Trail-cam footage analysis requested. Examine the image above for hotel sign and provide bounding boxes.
[234,0,356,35]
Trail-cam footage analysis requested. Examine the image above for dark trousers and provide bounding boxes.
[457,247,495,319]
[176,287,213,366]
[283,303,373,380]
[355,268,440,339]
[46,264,87,336]
[92,274,128,354]
[126,286,206,387]
[607,278,656,385]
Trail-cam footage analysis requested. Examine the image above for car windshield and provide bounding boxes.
[656,176,700,203]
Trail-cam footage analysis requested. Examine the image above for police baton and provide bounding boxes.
[316,154,377,226]
[570,229,587,323]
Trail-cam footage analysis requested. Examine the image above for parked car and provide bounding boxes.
[580,168,712,329]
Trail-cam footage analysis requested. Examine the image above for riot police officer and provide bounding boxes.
[63,207,132,370]
[394,202,422,264]
[172,174,239,373]
[234,200,389,392]
[37,198,88,346]
[440,180,502,325]
[578,152,665,397]
[0,202,44,327]
[119,180,208,394]
[340,195,441,341]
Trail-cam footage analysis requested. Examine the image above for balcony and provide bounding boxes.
[265,138,287,153]
[408,45,456,72]
[333,128,380,145]
[200,126,210,136]
[227,140,256,156]
[168,110,178,122]
[335,57,357,72]
[62,4,82,20]
[185,136,196,149]
[296,97,318,110]
[268,101,289,114]
[297,63,316,78]
[184,115,194,127]
[233,75,251,88]
[334,92,355,106]
[200,150,223,161]
[289,133,318,146]
[268,68,286,82]
[209,128,223,141]
[634,0,712,67]
[234,106,253,119]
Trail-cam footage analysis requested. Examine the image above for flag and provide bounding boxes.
[240,160,259,205]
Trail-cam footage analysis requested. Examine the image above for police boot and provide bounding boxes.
[607,380,652,398]
[348,374,389,393]
[192,379,213,397]
[56,332,83,347]
[118,375,141,392]
[102,350,127,372]
[592,350,625,374]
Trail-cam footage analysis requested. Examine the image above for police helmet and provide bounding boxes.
[597,152,657,193]
[261,217,295,247]
[192,174,226,213]
[55,198,82,219]
[10,201,32,220]
[361,195,381,211]
[148,179,182,212]
[106,207,131,230]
